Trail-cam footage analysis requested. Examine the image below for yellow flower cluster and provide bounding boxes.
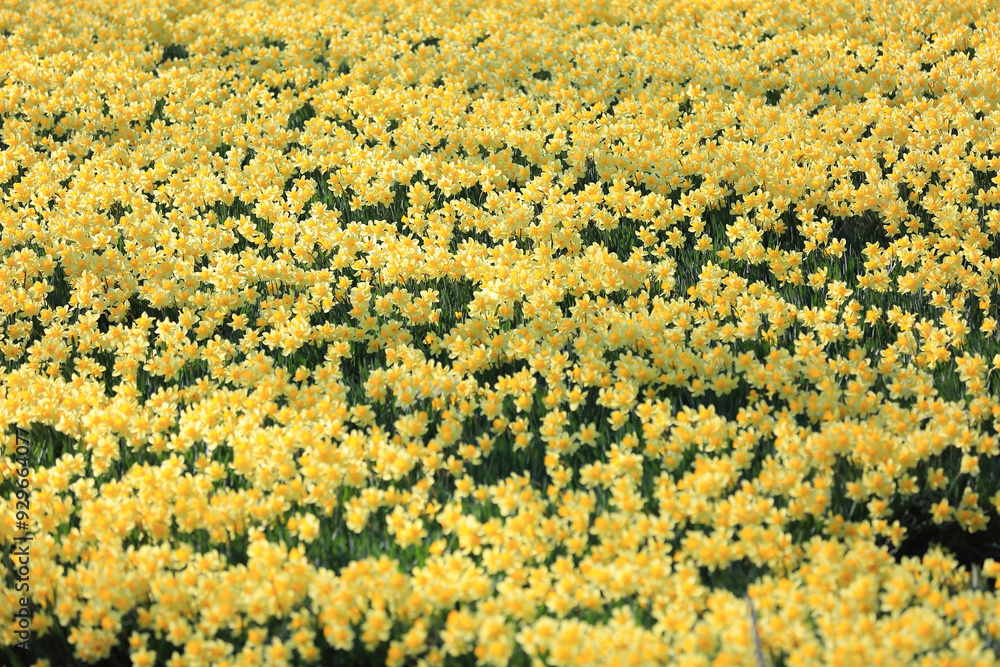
[2,0,1000,665]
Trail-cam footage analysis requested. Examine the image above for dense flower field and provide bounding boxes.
[2,0,1000,664]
